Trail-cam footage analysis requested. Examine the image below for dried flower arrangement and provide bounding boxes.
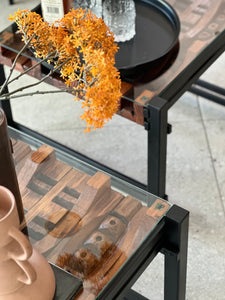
[0,8,122,132]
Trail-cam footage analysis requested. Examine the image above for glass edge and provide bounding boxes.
[8,126,167,205]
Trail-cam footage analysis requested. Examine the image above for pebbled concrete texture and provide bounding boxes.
[1,1,225,299]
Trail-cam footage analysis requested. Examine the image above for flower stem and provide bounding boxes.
[0,34,35,95]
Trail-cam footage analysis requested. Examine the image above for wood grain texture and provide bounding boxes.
[31,144,54,163]
[13,138,171,299]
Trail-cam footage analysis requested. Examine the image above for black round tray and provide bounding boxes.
[29,2,180,80]
[115,0,180,77]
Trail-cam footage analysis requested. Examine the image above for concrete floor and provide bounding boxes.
[0,1,225,299]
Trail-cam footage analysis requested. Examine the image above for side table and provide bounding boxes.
[1,0,223,198]
[9,126,189,300]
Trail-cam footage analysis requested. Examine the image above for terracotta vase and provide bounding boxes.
[0,108,24,223]
[0,186,56,300]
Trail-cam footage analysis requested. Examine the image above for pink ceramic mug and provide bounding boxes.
[0,186,36,295]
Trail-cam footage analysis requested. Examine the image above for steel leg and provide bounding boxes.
[145,97,169,198]
[162,205,189,300]
[0,64,13,125]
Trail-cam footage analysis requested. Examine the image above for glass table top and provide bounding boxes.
[9,126,171,299]
[1,0,225,125]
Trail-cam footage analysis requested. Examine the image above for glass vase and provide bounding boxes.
[73,0,102,18]
[103,0,136,42]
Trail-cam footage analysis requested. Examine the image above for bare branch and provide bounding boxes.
[0,88,84,101]
[0,34,35,95]
[89,77,97,87]
[7,51,57,85]
[2,58,71,98]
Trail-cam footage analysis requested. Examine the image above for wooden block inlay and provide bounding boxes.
[121,81,133,96]
[40,159,72,182]
[15,55,32,72]
[70,248,99,276]
[98,215,127,242]
[119,81,134,110]
[0,49,17,66]
[38,198,67,220]
[27,175,54,195]
[28,220,47,239]
[84,230,114,259]
[31,144,54,164]
[44,207,68,225]
[23,58,42,80]
[87,171,111,191]
[45,210,81,238]
[74,172,111,216]
[135,90,155,105]
[0,32,14,54]
[13,140,32,165]
[189,40,206,54]
[24,169,80,223]
[22,189,42,211]
[114,195,142,221]
[147,199,170,220]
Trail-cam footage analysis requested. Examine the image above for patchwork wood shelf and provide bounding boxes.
[12,137,170,299]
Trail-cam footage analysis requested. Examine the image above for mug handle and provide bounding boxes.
[8,226,32,260]
[8,226,37,285]
[16,259,37,285]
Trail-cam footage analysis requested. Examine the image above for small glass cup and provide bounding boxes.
[103,0,136,42]
[73,0,102,18]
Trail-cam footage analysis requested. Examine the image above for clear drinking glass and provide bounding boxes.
[103,0,136,42]
[73,0,102,18]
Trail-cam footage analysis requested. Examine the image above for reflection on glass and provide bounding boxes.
[103,0,136,42]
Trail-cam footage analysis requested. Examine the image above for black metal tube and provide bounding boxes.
[197,79,225,96]
[190,85,225,106]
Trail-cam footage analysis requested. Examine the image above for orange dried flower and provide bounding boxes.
[9,9,122,131]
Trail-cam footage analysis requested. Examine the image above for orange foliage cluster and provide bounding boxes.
[9,9,122,131]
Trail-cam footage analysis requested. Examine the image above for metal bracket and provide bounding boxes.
[143,106,151,131]
[167,123,172,134]
[161,246,180,260]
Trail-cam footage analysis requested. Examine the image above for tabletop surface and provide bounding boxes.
[9,127,171,299]
[1,0,225,125]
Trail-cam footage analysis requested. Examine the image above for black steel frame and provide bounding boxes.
[143,28,225,198]
[190,79,225,107]
[6,120,189,299]
[99,205,189,300]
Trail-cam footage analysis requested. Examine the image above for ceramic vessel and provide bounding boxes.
[0,108,24,223]
[0,186,56,300]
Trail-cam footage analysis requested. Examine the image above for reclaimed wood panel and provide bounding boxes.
[13,122,170,299]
